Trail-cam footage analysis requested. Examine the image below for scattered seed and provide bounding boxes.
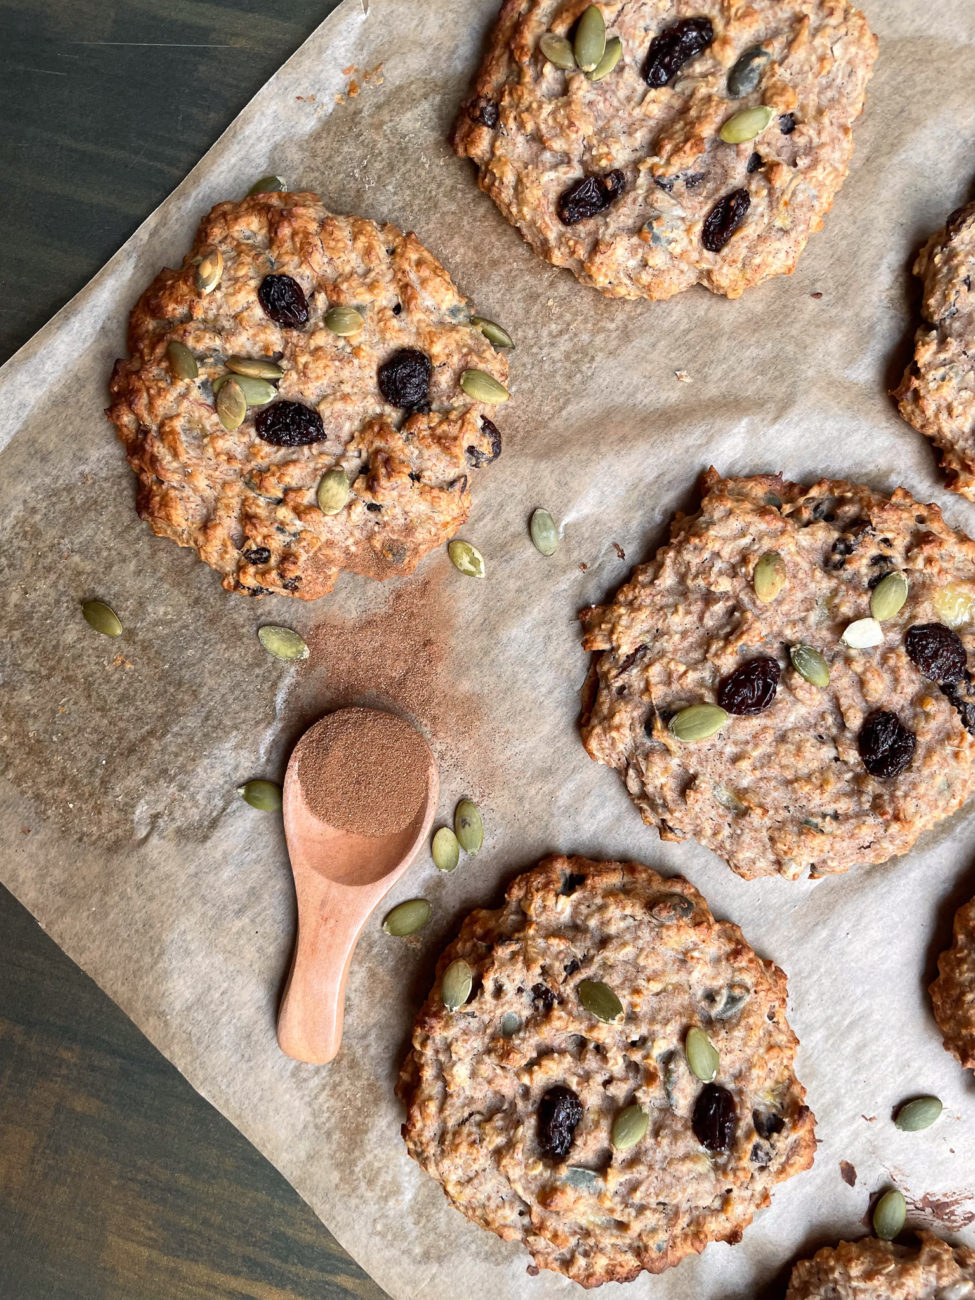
[454,800,484,855]
[578,978,623,1023]
[611,1104,649,1151]
[432,826,461,873]
[471,316,515,349]
[530,508,559,556]
[713,785,746,814]
[382,898,431,937]
[573,5,606,72]
[237,779,282,811]
[932,583,975,630]
[790,644,830,688]
[325,306,365,336]
[194,245,223,294]
[448,539,486,578]
[753,551,786,603]
[842,617,884,649]
[870,571,909,622]
[257,625,310,661]
[686,1026,719,1082]
[216,377,247,430]
[316,467,351,515]
[540,32,576,69]
[726,45,770,97]
[441,958,473,1009]
[81,599,122,637]
[873,1188,906,1240]
[564,1165,599,1190]
[233,374,277,406]
[719,105,774,144]
[500,1011,522,1037]
[460,369,510,404]
[226,355,285,380]
[894,1096,942,1131]
[669,704,729,743]
[166,339,198,380]
[588,35,622,81]
[247,175,287,195]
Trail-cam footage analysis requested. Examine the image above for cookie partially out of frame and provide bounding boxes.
[453,0,876,300]
[785,1232,975,1299]
[895,200,975,501]
[108,191,508,599]
[930,894,975,1070]
[397,855,815,1288]
[581,470,975,881]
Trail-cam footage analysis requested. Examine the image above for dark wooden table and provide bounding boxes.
[0,3,385,1295]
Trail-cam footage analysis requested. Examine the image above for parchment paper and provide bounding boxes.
[2,1,975,1295]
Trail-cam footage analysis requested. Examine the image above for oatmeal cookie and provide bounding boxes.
[397,855,815,1288]
[581,470,975,881]
[785,1232,975,1299]
[453,0,876,300]
[107,191,508,599]
[895,200,975,502]
[930,893,975,1070]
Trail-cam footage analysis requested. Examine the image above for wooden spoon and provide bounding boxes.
[276,707,438,1065]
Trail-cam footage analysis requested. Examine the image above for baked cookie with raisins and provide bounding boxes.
[930,893,975,1071]
[453,0,877,300]
[397,855,815,1288]
[108,190,508,599]
[895,200,975,501]
[786,1232,975,1299]
[580,470,975,881]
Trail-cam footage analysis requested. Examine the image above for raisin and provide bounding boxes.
[643,17,713,88]
[559,872,586,897]
[942,683,975,735]
[753,1109,785,1139]
[779,112,797,134]
[258,274,309,327]
[377,348,432,408]
[557,170,625,226]
[867,567,893,590]
[365,502,382,513]
[717,657,780,715]
[946,204,974,240]
[858,710,916,779]
[466,417,502,467]
[702,189,750,253]
[746,151,762,174]
[531,983,556,1013]
[693,1083,737,1151]
[242,546,271,564]
[750,1140,773,1167]
[905,623,967,684]
[254,401,325,447]
[537,1085,583,1160]
[563,958,581,976]
[467,95,499,128]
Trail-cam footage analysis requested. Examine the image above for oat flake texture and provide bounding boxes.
[930,894,975,1072]
[785,1232,975,1299]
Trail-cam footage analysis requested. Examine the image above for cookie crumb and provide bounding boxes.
[839,1160,857,1186]
[674,369,691,382]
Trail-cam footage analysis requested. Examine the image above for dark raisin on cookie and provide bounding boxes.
[693,1083,737,1151]
[257,274,309,327]
[858,710,916,778]
[531,983,556,1013]
[537,1085,583,1160]
[905,623,967,684]
[746,152,763,174]
[753,1109,785,1139]
[702,189,750,252]
[643,17,714,88]
[467,95,499,128]
[779,112,797,134]
[557,170,625,226]
[377,348,432,408]
[466,417,502,467]
[559,871,586,897]
[718,657,780,715]
[242,546,271,564]
[254,400,325,447]
[942,683,975,735]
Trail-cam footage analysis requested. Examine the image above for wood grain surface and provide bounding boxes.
[0,1,388,1295]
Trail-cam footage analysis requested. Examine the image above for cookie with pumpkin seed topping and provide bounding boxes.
[580,469,975,880]
[107,190,508,599]
[397,855,815,1287]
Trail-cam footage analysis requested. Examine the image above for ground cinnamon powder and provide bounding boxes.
[296,706,430,837]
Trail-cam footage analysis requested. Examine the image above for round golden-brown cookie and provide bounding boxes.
[785,1232,975,1299]
[580,470,975,881]
[895,200,975,502]
[930,894,975,1070]
[453,0,877,300]
[397,855,816,1288]
[108,191,508,599]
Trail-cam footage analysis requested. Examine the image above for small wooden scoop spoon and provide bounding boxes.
[276,707,438,1065]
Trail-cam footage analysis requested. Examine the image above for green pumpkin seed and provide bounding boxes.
[712,985,749,1021]
[442,958,473,1010]
[790,644,830,688]
[216,377,247,431]
[500,1011,522,1037]
[753,551,786,603]
[257,625,310,661]
[234,374,277,406]
[460,369,510,405]
[454,800,484,855]
[574,5,606,73]
[194,245,223,294]
[588,35,622,82]
[669,704,729,744]
[539,32,576,69]
[685,1026,719,1082]
[564,1165,599,1191]
[432,826,460,873]
[166,339,199,380]
[578,979,623,1023]
[382,898,431,937]
[894,1096,942,1131]
[842,617,883,649]
[325,306,365,336]
[611,1103,649,1151]
[720,105,774,144]
[727,45,770,97]
[226,355,285,380]
[317,468,351,516]
[471,316,515,350]
[530,508,559,556]
[237,779,282,811]
[247,175,287,195]
[81,599,122,637]
[448,539,486,578]
[873,1188,906,1240]
[870,571,909,622]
